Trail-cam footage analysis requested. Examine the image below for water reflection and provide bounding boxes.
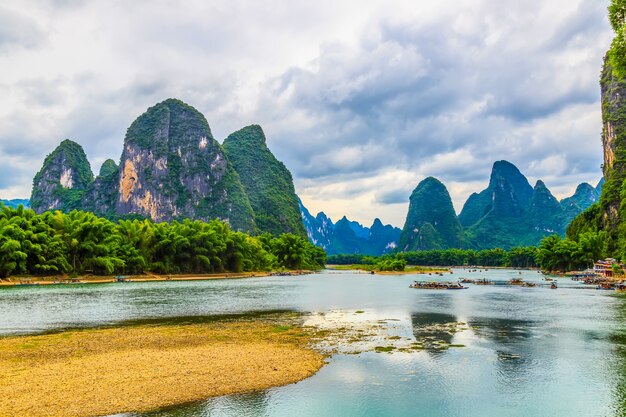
[610,296,626,416]
[136,392,268,417]
[469,317,534,345]
[469,317,539,388]
[411,312,461,355]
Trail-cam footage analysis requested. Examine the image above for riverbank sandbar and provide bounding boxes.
[0,314,325,417]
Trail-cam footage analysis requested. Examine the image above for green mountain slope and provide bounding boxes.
[560,183,600,224]
[399,177,464,250]
[461,161,577,249]
[223,125,306,237]
[31,139,94,213]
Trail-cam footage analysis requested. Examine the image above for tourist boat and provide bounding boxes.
[509,278,524,285]
[522,282,537,287]
[596,282,615,290]
[409,281,468,290]
[459,278,474,284]
[616,283,626,293]
[474,278,493,285]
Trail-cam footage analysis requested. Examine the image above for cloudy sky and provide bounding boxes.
[0,0,613,227]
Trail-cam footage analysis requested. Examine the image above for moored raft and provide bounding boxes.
[410,281,468,290]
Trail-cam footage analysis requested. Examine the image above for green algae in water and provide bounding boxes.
[375,346,395,353]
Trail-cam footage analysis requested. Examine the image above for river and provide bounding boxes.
[1,268,624,417]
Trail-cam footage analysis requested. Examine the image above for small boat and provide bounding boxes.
[509,278,524,285]
[410,281,468,290]
[551,282,557,289]
[596,283,614,290]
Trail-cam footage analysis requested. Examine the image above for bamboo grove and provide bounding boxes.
[0,204,326,278]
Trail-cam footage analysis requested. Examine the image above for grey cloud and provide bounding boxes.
[376,188,411,205]
[0,6,44,51]
[16,77,68,107]
[261,1,608,192]
[0,0,612,221]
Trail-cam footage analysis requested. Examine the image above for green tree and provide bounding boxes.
[609,0,626,77]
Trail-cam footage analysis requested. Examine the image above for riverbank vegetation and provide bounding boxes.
[0,204,325,278]
[327,247,539,269]
[328,231,612,273]
[0,312,325,417]
[536,232,608,272]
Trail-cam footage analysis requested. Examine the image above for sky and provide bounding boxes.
[0,0,614,227]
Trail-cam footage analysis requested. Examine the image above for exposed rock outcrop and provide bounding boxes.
[113,99,255,231]
[31,139,93,213]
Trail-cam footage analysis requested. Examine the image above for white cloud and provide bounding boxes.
[0,0,612,228]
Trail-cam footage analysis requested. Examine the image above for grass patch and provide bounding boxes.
[17,343,38,350]
[271,325,292,332]
[374,346,396,353]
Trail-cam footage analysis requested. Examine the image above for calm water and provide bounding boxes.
[1,269,625,417]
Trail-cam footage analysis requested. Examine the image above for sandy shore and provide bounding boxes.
[0,313,325,417]
[376,269,452,275]
[0,270,312,286]
[326,265,450,275]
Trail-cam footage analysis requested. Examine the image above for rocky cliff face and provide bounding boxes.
[115,99,254,231]
[223,125,306,237]
[299,198,334,249]
[30,99,314,231]
[599,55,626,228]
[399,177,464,251]
[568,56,626,253]
[81,160,120,217]
[31,139,94,213]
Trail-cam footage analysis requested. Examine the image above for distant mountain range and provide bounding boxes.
[399,161,602,250]
[298,198,401,256]
[0,199,30,209]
